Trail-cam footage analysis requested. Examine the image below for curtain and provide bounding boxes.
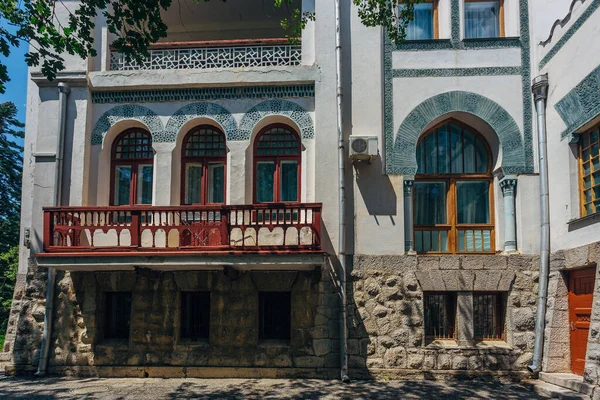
[414,182,446,225]
[280,161,299,202]
[456,180,490,224]
[256,162,275,202]
[208,163,224,203]
[464,1,500,39]
[400,3,433,40]
[137,165,153,204]
[185,164,202,204]
[114,166,132,206]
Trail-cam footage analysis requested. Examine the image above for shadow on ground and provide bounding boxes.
[0,375,549,399]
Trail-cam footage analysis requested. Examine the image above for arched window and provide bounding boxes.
[254,124,301,203]
[111,129,154,205]
[181,126,226,205]
[414,119,494,253]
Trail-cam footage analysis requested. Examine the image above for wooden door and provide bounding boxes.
[568,267,596,375]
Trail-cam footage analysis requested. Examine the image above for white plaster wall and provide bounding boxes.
[538,8,600,251]
[392,48,521,69]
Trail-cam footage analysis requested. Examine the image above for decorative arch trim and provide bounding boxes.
[164,102,237,142]
[389,91,528,175]
[91,105,164,146]
[237,100,314,140]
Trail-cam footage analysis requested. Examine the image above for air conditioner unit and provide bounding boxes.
[349,135,378,162]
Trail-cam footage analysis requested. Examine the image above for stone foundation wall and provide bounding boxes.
[347,254,539,378]
[545,242,600,397]
[2,262,341,377]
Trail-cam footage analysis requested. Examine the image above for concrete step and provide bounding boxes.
[526,380,591,400]
[540,372,594,396]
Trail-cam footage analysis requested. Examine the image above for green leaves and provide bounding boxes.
[353,0,420,45]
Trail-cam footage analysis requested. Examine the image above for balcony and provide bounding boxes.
[37,204,324,271]
[109,39,302,71]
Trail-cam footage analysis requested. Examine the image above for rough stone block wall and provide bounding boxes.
[546,241,600,399]
[347,254,539,379]
[2,262,341,378]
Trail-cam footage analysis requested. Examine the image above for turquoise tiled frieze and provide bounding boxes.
[91,105,165,146]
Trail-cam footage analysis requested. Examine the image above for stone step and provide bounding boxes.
[525,380,591,400]
[540,372,594,396]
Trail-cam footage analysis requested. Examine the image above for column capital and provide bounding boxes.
[499,175,518,197]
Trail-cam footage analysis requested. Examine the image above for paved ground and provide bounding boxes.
[0,375,552,399]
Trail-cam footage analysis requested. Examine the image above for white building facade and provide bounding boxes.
[0,0,598,393]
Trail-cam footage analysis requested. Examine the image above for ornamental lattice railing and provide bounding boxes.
[43,203,322,254]
[109,39,302,71]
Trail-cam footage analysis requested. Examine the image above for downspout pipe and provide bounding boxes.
[36,82,70,376]
[334,0,349,383]
[529,74,549,375]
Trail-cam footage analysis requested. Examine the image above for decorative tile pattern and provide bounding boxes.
[555,64,600,139]
[389,91,527,175]
[539,0,600,69]
[462,38,521,49]
[451,0,460,46]
[91,85,315,104]
[392,67,521,77]
[110,44,301,71]
[91,105,164,146]
[163,103,238,142]
[237,100,314,140]
[395,40,454,51]
[520,0,534,172]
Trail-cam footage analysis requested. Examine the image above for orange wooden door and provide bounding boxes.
[568,267,596,375]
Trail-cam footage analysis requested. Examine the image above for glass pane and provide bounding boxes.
[475,138,489,173]
[463,132,476,173]
[431,231,439,252]
[483,230,491,252]
[584,176,592,189]
[425,132,437,174]
[464,1,500,39]
[458,230,465,252]
[415,231,423,252]
[457,181,490,224]
[437,127,450,173]
[114,166,132,205]
[583,162,591,176]
[584,189,592,203]
[582,133,590,148]
[280,161,299,202]
[417,139,424,174]
[208,163,225,203]
[399,3,434,40]
[423,231,431,251]
[591,129,599,143]
[441,230,448,252]
[592,157,599,172]
[451,125,463,174]
[137,165,153,204]
[185,163,202,204]
[414,182,447,225]
[466,230,474,252]
[256,162,276,202]
[475,230,483,251]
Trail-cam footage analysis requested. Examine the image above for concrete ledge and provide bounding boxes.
[350,368,531,382]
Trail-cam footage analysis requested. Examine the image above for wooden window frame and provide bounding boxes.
[473,292,506,341]
[578,127,600,217]
[414,118,495,254]
[398,0,440,40]
[109,128,154,206]
[464,0,506,38]
[180,125,227,205]
[424,292,457,340]
[253,124,302,204]
[258,291,292,341]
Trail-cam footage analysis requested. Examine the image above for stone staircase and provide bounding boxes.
[527,372,595,400]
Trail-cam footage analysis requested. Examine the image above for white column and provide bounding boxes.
[499,175,518,253]
[403,179,416,254]
[152,142,176,206]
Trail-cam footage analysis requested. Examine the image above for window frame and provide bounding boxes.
[180,125,227,205]
[414,118,495,254]
[578,127,600,217]
[253,124,302,204]
[463,0,505,39]
[398,0,439,40]
[424,292,457,341]
[473,292,506,341]
[109,128,154,206]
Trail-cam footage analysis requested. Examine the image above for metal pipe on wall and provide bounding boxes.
[334,0,349,383]
[36,82,70,376]
[529,74,549,375]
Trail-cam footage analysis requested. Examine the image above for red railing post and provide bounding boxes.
[313,205,322,249]
[43,210,52,250]
[131,210,140,249]
[220,207,229,247]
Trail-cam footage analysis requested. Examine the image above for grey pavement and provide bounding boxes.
[0,375,552,399]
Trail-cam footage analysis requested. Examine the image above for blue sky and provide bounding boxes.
[0,41,28,124]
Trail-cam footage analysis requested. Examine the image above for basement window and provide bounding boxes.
[259,292,291,340]
[473,292,506,340]
[104,292,132,340]
[181,292,211,341]
[424,292,456,340]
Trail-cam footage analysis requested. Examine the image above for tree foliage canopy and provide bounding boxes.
[0,0,419,93]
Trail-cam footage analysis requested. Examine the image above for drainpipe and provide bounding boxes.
[36,82,70,376]
[334,0,349,383]
[529,74,549,375]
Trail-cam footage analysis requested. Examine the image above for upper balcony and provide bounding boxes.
[37,203,324,271]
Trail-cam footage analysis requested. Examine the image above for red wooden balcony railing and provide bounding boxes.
[42,204,322,254]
